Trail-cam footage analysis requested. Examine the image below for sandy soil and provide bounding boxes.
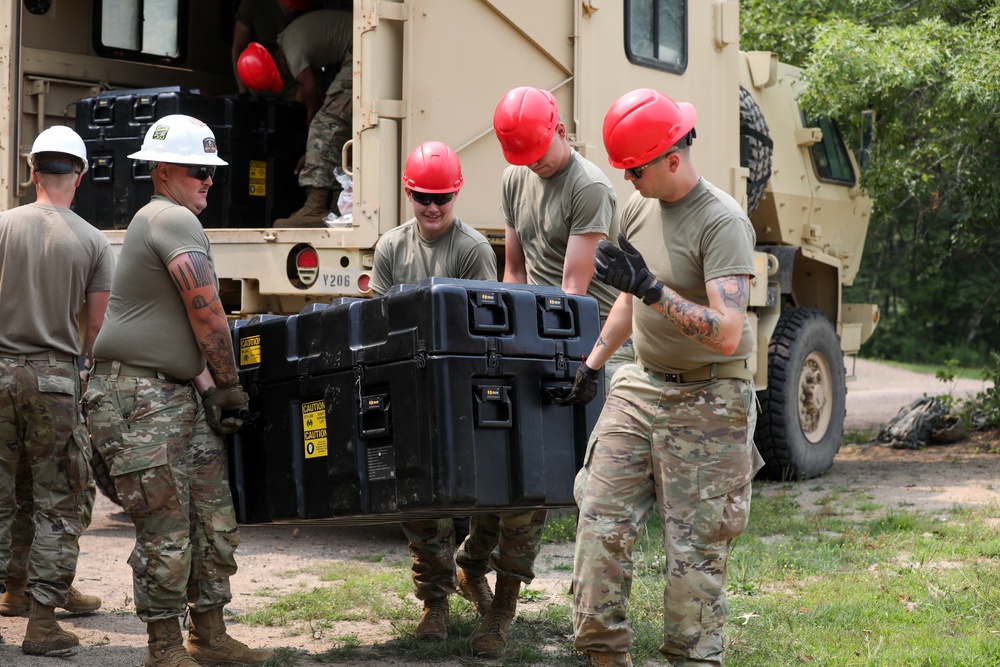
[0,360,995,666]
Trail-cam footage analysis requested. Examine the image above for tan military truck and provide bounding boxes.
[2,0,877,479]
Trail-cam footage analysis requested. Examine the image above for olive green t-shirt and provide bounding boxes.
[278,10,352,77]
[501,151,620,322]
[0,203,115,356]
[94,195,218,380]
[235,0,290,43]
[370,216,497,296]
[623,179,756,374]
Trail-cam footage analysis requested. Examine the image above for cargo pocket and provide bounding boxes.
[110,435,180,518]
[695,453,757,544]
[38,374,75,395]
[66,423,92,496]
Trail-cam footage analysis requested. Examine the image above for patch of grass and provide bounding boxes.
[843,427,878,445]
[541,509,578,544]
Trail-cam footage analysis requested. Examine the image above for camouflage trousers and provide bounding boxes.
[6,447,97,586]
[85,374,240,622]
[401,517,487,601]
[299,51,353,190]
[0,355,90,607]
[572,364,763,666]
[456,509,547,584]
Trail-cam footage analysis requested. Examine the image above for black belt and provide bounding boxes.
[92,360,187,384]
[643,360,753,383]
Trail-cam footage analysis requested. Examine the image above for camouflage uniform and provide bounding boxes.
[456,509,547,584]
[297,51,353,191]
[84,373,239,621]
[573,365,762,666]
[0,355,90,607]
[401,519,458,600]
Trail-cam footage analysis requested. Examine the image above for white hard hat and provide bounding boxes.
[128,114,228,166]
[29,125,89,175]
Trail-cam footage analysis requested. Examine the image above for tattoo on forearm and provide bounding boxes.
[662,293,724,351]
[596,336,608,349]
[717,276,749,311]
[201,329,238,385]
[170,254,213,292]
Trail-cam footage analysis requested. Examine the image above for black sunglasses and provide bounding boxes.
[626,149,678,180]
[183,165,217,181]
[411,191,455,207]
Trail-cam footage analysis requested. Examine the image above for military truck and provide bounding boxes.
[1,0,878,480]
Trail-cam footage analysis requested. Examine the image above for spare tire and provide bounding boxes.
[739,86,773,216]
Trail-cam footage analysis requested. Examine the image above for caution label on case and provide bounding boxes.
[239,335,261,365]
[302,400,328,458]
[249,160,266,196]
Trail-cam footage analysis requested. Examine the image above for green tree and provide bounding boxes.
[743,1,1000,365]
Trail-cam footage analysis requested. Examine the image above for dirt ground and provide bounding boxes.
[0,360,995,666]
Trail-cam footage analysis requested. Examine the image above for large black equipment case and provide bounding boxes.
[228,279,605,525]
[73,87,306,229]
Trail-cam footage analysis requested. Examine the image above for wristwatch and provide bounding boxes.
[641,280,664,306]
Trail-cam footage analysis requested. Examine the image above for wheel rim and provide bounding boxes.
[798,350,833,444]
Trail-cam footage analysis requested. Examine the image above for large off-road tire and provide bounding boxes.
[89,447,121,506]
[755,307,846,480]
[739,86,773,216]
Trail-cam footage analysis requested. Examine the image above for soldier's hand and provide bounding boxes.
[553,363,600,406]
[202,382,250,435]
[594,234,658,298]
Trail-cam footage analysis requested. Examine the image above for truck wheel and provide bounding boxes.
[755,307,845,480]
[739,86,773,216]
[89,447,122,506]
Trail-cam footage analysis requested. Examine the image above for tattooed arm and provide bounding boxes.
[581,292,634,370]
[649,274,750,355]
[166,250,239,386]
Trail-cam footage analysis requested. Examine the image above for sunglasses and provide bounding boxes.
[183,165,216,181]
[626,149,678,180]
[411,191,455,207]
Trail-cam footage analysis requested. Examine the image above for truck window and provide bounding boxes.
[94,0,186,63]
[809,118,856,186]
[625,0,687,73]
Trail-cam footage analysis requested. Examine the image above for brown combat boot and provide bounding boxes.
[145,617,200,667]
[273,186,331,228]
[21,598,79,657]
[586,650,633,667]
[456,568,493,616]
[470,575,520,658]
[186,606,274,665]
[415,596,449,639]
[1,580,101,616]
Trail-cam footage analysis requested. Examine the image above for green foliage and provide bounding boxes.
[954,350,1000,429]
[745,1,1000,366]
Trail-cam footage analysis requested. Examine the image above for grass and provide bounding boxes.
[876,358,985,381]
[234,488,1000,666]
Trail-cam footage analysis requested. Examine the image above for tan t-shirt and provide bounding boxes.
[501,151,620,322]
[235,0,290,43]
[623,179,756,374]
[0,203,115,356]
[370,216,497,296]
[277,10,352,77]
[94,196,218,380]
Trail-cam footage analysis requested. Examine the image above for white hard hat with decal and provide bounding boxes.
[128,114,228,166]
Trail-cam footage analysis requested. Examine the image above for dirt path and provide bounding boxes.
[0,361,995,666]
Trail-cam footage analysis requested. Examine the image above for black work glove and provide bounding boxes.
[552,363,601,406]
[594,234,659,299]
[202,382,250,435]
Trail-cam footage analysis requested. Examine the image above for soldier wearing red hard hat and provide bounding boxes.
[565,88,763,667]
[369,142,497,639]
[230,0,314,97]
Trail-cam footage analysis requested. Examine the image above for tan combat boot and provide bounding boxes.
[415,596,449,639]
[456,568,493,616]
[145,617,200,667]
[21,598,79,657]
[470,575,520,658]
[273,186,331,228]
[586,650,633,667]
[186,606,274,665]
[0,578,29,616]
[1,580,101,617]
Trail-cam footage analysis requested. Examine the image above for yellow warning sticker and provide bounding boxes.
[248,160,266,197]
[302,400,328,458]
[239,335,261,365]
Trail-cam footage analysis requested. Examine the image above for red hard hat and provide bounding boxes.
[402,141,464,193]
[602,88,697,169]
[492,87,558,166]
[237,43,282,94]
